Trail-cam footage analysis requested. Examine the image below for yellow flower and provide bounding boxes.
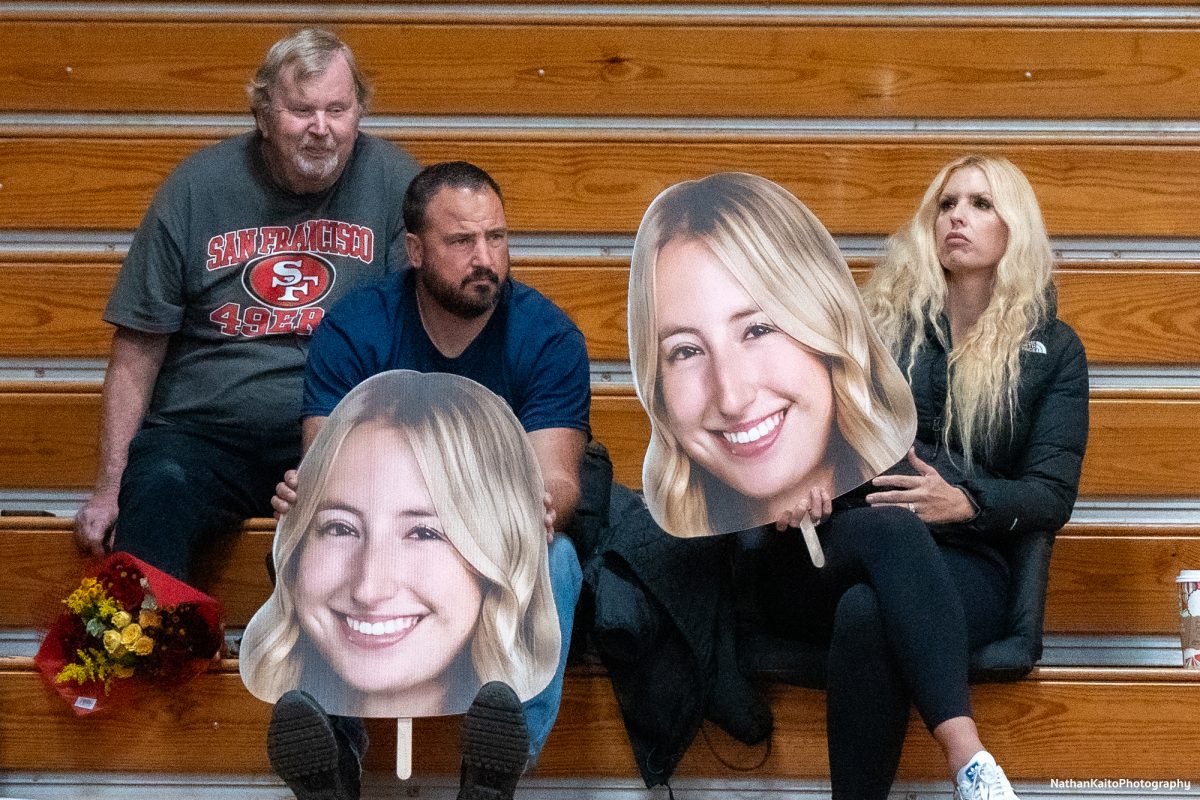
[64,579,103,614]
[133,635,154,656]
[113,664,134,679]
[102,629,123,654]
[110,611,132,629]
[120,624,142,646]
[95,597,119,618]
[138,609,161,628]
[56,663,88,684]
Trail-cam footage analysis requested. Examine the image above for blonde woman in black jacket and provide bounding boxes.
[753,154,1087,800]
[861,154,1088,798]
[865,154,1087,533]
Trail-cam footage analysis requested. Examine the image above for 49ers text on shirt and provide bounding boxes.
[205,220,376,338]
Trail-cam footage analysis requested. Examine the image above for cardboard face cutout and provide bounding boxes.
[239,370,560,718]
[628,173,917,549]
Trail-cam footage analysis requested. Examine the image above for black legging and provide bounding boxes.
[755,506,1009,800]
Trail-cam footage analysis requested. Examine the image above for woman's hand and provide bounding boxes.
[772,485,831,568]
[774,485,832,532]
[866,448,976,525]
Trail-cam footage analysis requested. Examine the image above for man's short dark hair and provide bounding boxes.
[403,161,504,234]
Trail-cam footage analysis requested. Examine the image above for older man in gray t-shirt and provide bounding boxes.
[74,29,418,581]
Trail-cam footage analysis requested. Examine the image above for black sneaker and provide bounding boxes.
[267,690,361,800]
[457,682,529,800]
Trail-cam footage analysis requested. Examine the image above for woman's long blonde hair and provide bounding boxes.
[628,172,916,536]
[863,154,1055,468]
[239,370,560,714]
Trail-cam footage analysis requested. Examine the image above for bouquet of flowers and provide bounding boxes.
[35,552,224,715]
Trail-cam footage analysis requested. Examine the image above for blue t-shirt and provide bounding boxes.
[303,270,591,435]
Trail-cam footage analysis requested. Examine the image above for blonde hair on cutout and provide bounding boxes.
[863,154,1054,469]
[239,370,560,714]
[628,172,917,536]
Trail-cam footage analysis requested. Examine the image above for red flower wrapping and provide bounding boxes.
[34,552,224,715]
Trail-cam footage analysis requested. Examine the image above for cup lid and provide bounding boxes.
[1177,570,1200,582]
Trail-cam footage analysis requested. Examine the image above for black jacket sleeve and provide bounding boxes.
[959,323,1089,537]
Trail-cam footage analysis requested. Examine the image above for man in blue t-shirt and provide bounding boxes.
[269,162,590,800]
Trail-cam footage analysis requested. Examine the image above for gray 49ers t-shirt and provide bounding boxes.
[104,131,418,437]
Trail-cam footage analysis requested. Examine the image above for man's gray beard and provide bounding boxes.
[420,267,504,320]
[295,151,339,181]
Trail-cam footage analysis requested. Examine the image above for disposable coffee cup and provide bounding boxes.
[1177,570,1200,668]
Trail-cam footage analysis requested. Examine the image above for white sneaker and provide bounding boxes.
[953,758,1020,800]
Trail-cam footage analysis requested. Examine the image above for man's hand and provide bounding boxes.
[541,491,557,543]
[527,428,586,534]
[74,488,119,555]
[272,469,300,518]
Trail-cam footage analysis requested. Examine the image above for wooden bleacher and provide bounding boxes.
[2,257,1200,492]
[1,518,1197,640]
[0,377,1198,497]
[1,524,1198,781]
[0,657,1195,781]
[2,1,1199,795]
[7,255,1200,363]
[8,136,1200,237]
[4,14,1200,121]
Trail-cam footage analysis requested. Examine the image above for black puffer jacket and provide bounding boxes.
[583,484,772,788]
[906,312,1089,540]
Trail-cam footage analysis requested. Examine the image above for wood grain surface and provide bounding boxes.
[0,386,1193,495]
[0,385,102,489]
[1082,392,1200,497]
[0,663,1197,777]
[1053,265,1200,365]
[3,21,1200,118]
[7,136,1200,236]
[2,521,1194,635]
[3,258,1198,365]
[1048,527,1200,635]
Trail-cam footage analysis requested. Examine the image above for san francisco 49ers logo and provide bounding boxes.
[243,253,334,309]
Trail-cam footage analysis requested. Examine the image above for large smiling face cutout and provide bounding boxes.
[654,237,839,525]
[628,173,916,538]
[290,419,485,710]
[239,371,560,718]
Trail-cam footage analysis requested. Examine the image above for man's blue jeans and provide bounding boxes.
[523,532,583,758]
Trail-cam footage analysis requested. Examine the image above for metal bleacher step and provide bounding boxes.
[4,629,1182,668]
[0,774,1195,800]
[1038,634,1185,668]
